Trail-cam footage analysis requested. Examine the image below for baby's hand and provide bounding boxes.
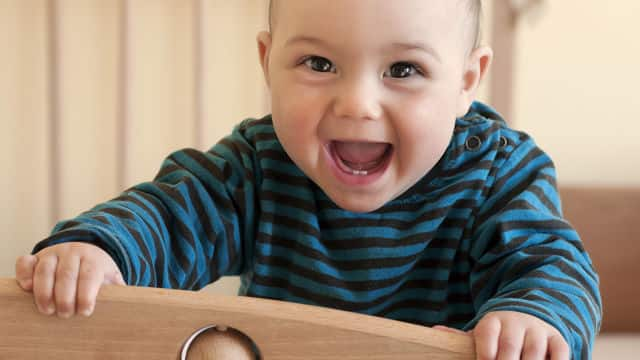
[434,310,570,360]
[15,242,125,318]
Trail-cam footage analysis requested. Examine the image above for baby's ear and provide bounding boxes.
[257,31,273,87]
[456,46,493,116]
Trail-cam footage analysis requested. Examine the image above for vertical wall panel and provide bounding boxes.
[475,0,493,104]
[57,0,121,219]
[0,0,51,275]
[198,0,269,295]
[48,0,61,225]
[193,0,204,149]
[201,0,269,149]
[489,0,515,120]
[117,0,130,190]
[126,0,196,185]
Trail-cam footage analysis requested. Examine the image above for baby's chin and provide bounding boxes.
[335,200,386,213]
[323,189,395,213]
[317,170,416,213]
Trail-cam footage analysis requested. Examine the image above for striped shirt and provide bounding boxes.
[34,102,601,359]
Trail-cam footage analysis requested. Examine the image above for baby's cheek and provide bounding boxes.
[398,128,449,177]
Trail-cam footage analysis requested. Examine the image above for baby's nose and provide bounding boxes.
[332,77,382,121]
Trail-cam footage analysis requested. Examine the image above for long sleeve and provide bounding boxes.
[32,120,259,290]
[464,135,602,359]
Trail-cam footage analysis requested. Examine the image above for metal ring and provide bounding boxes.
[181,325,217,360]
[180,325,261,360]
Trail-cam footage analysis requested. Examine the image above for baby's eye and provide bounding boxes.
[384,62,422,78]
[302,56,335,73]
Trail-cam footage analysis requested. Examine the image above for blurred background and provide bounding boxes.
[1,0,639,357]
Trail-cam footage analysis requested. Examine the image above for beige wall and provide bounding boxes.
[0,0,268,296]
[514,1,640,186]
[2,1,638,294]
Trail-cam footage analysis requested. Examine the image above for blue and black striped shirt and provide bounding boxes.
[34,102,601,358]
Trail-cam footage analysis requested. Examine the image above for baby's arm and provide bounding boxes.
[15,243,124,317]
[463,134,601,359]
[16,121,260,317]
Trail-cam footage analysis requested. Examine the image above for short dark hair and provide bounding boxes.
[269,0,482,48]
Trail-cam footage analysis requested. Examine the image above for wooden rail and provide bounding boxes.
[0,278,475,359]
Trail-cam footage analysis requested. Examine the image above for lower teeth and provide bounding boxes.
[350,169,368,176]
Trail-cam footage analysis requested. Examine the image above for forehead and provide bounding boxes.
[271,0,468,53]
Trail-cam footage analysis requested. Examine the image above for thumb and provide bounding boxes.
[15,254,39,291]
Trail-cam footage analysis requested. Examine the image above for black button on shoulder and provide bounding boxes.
[465,135,482,151]
[499,136,508,149]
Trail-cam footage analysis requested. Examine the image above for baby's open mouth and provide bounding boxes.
[330,140,393,176]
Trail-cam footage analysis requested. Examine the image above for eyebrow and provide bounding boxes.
[284,36,441,63]
[284,35,332,49]
[390,42,442,63]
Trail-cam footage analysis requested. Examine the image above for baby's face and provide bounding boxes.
[258,0,489,212]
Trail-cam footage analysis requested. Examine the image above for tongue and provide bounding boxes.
[334,141,389,166]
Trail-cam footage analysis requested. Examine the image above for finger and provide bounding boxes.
[474,316,501,360]
[496,322,526,360]
[433,325,468,335]
[548,334,570,360]
[521,328,548,360]
[32,254,58,315]
[15,255,39,291]
[76,257,104,317]
[54,254,81,318]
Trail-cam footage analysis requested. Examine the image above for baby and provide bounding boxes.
[15,1,601,359]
